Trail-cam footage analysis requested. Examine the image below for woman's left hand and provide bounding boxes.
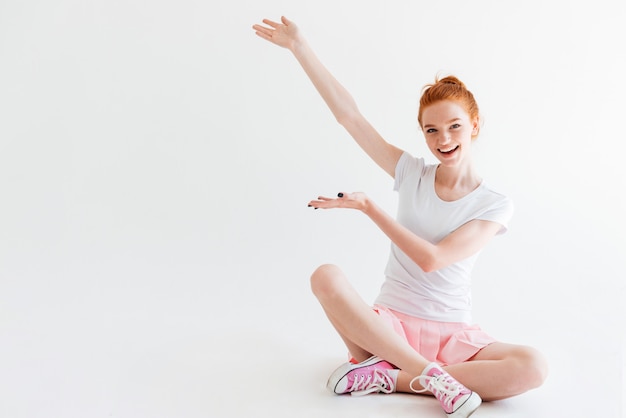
[308,192,370,212]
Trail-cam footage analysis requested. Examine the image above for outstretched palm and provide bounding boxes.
[252,16,300,50]
[308,192,369,212]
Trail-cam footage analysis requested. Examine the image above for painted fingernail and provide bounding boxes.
[307,204,312,207]
[337,193,344,197]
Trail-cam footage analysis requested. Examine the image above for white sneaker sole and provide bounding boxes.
[326,356,385,394]
[448,391,482,418]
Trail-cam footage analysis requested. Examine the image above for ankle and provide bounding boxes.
[409,362,442,393]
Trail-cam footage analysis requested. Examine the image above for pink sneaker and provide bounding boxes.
[410,363,481,418]
[327,356,399,396]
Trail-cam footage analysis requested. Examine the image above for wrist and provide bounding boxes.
[361,196,374,215]
[290,37,307,55]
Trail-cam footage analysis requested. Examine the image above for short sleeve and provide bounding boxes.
[476,195,514,234]
[393,152,425,192]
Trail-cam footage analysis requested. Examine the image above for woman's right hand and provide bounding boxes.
[252,16,301,51]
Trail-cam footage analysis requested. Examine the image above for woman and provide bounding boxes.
[252,16,547,418]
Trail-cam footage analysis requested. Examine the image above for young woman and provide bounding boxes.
[252,16,547,418]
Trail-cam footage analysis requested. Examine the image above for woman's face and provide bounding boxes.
[420,100,478,167]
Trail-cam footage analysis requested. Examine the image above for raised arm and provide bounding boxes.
[253,16,403,178]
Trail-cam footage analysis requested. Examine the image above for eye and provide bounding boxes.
[426,128,437,134]
[450,123,461,129]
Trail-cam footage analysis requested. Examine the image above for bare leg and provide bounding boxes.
[310,264,429,377]
[448,343,548,401]
[395,343,548,401]
[311,264,548,401]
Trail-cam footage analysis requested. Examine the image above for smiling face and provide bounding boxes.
[420,100,479,166]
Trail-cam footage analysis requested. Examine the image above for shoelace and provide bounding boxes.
[349,369,396,396]
[409,373,462,410]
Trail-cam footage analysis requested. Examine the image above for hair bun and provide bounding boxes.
[438,75,466,89]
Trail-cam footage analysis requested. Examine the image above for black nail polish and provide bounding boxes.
[307,204,312,207]
[338,193,344,197]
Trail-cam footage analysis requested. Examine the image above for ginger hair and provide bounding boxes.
[418,75,481,137]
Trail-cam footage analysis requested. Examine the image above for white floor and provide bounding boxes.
[1,259,623,418]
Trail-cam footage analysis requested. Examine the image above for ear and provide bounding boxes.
[471,117,480,137]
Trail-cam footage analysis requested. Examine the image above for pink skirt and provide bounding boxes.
[372,305,497,366]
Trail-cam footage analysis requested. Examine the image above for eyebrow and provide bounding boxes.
[423,118,462,128]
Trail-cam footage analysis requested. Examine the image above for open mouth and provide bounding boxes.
[438,145,459,156]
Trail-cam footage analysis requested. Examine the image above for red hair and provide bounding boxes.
[418,75,480,136]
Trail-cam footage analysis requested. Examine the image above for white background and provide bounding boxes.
[1,1,624,417]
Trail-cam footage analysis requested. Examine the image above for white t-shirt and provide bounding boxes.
[374,152,514,323]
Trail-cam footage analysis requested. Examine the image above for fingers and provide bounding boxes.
[252,18,284,42]
[307,196,330,209]
[252,24,268,34]
[253,16,290,33]
[262,18,281,28]
[307,193,348,210]
[262,16,289,28]
[251,20,275,39]
[252,27,272,41]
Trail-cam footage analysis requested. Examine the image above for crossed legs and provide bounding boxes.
[310,264,548,401]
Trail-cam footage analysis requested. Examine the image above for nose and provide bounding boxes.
[438,132,452,145]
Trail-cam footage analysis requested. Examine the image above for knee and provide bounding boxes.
[514,346,549,390]
[310,264,344,300]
